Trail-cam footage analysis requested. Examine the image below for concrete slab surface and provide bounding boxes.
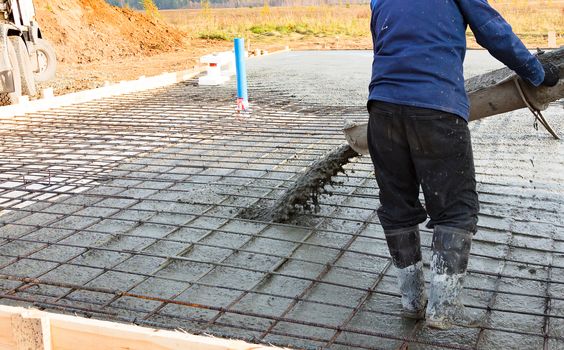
[0,51,562,349]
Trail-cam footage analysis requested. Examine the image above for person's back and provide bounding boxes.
[369,0,554,120]
[367,0,558,330]
[370,0,468,118]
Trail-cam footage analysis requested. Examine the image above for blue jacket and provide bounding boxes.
[369,0,545,120]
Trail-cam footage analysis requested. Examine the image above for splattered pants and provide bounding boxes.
[367,100,479,233]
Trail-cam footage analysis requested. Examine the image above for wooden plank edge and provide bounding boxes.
[0,305,293,350]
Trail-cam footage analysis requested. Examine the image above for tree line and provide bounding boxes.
[106,0,187,10]
[106,0,368,10]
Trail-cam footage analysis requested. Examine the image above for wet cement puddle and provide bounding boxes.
[239,144,360,222]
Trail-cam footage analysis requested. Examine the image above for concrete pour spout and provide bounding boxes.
[344,47,564,155]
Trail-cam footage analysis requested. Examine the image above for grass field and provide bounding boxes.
[161,2,564,48]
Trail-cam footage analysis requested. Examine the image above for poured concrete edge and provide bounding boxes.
[249,47,291,59]
[0,69,203,119]
[0,48,291,119]
[0,305,291,350]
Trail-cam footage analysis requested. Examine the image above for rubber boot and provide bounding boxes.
[426,225,482,330]
[384,226,427,319]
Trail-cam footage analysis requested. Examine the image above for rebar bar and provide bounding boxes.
[0,79,562,350]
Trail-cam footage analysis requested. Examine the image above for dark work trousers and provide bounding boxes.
[367,100,479,233]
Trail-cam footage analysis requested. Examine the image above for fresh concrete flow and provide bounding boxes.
[0,51,562,349]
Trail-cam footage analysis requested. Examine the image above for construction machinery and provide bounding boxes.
[0,0,56,105]
[344,47,564,154]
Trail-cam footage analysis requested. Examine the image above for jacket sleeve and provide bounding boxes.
[457,0,544,86]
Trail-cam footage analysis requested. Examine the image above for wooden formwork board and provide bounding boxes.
[0,305,290,350]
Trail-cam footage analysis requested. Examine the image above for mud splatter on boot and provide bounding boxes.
[426,269,482,329]
[425,225,483,330]
[384,226,426,319]
[397,261,427,319]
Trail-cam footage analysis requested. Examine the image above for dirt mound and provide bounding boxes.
[35,0,187,64]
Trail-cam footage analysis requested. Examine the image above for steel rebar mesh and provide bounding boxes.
[0,80,562,350]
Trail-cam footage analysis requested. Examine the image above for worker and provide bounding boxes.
[367,0,559,330]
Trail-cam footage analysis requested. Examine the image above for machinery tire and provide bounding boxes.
[9,36,37,97]
[33,38,56,82]
[0,39,22,106]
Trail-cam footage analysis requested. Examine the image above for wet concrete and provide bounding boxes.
[247,50,505,107]
[0,51,562,350]
[239,144,359,222]
[239,51,556,224]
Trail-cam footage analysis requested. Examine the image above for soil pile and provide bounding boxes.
[35,0,187,64]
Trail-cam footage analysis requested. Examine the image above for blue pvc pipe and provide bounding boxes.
[234,38,249,110]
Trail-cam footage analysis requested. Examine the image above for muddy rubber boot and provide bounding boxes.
[426,225,482,330]
[385,226,427,319]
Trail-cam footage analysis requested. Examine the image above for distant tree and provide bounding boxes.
[143,0,161,17]
[106,0,369,10]
[107,0,143,9]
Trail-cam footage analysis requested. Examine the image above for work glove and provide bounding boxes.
[541,62,559,87]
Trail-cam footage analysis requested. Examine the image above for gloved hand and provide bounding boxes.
[542,62,560,87]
